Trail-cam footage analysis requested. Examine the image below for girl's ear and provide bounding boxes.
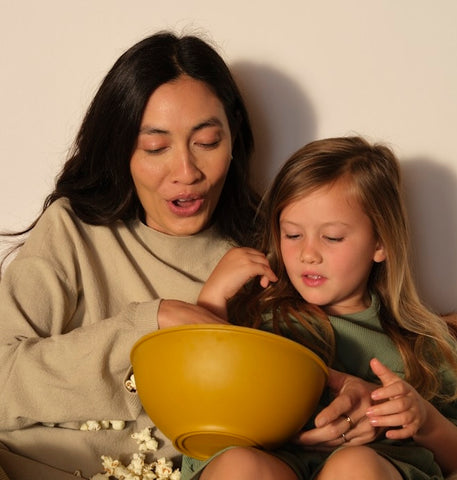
[373,242,386,263]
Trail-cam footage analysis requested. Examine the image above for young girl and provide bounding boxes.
[184,136,457,480]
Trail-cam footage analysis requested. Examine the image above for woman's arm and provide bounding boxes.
[157,298,229,328]
[0,256,157,430]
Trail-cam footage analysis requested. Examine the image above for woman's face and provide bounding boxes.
[130,75,232,236]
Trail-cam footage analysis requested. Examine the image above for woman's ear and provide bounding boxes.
[373,242,386,263]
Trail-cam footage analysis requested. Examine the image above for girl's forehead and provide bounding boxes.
[279,180,365,221]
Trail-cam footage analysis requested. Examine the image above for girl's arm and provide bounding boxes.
[366,358,457,475]
[197,247,277,320]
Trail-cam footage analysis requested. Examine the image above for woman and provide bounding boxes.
[0,31,259,480]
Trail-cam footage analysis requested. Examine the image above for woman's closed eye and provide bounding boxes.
[193,138,221,150]
[145,146,168,154]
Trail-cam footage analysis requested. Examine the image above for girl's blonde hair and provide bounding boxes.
[231,136,457,403]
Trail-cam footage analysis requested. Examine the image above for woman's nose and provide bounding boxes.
[171,149,203,184]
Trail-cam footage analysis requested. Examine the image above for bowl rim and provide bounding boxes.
[130,323,328,377]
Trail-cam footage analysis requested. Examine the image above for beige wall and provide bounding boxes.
[1,0,456,312]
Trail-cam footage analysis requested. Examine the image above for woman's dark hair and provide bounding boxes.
[8,31,259,246]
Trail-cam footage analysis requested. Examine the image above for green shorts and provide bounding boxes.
[180,441,444,480]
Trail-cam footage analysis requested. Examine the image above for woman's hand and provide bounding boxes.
[157,299,228,329]
[295,369,380,449]
[365,358,428,439]
[198,247,277,319]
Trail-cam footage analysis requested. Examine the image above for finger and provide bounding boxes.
[371,383,410,403]
[370,358,399,388]
[298,414,355,445]
[368,408,415,427]
[295,425,344,447]
[369,395,414,416]
[385,424,417,440]
[239,252,277,280]
[259,275,272,288]
[325,368,346,392]
[314,394,353,428]
[296,416,376,447]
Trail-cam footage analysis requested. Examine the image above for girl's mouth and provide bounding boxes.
[302,274,326,287]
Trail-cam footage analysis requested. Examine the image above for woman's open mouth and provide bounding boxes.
[167,196,205,217]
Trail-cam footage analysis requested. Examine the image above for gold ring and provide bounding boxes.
[344,414,354,429]
[341,432,348,443]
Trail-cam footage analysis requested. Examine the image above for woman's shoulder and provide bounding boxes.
[32,197,126,238]
[19,198,120,258]
[33,197,79,227]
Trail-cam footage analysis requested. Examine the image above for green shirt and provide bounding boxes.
[182,296,457,480]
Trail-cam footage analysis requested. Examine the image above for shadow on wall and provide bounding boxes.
[402,159,457,315]
[231,61,317,193]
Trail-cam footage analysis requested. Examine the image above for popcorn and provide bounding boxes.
[125,373,137,393]
[80,420,102,431]
[101,456,137,479]
[80,420,126,431]
[110,420,126,431]
[41,422,56,427]
[100,420,111,430]
[88,428,180,480]
[154,457,174,479]
[128,453,146,476]
[131,427,159,452]
[169,470,181,480]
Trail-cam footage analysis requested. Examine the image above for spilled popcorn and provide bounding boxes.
[86,427,180,480]
[80,420,126,431]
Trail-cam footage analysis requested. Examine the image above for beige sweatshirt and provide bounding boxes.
[0,198,234,479]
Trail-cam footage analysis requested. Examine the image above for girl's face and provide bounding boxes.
[130,75,232,236]
[279,179,386,315]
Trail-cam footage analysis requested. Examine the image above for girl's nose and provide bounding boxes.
[300,242,323,264]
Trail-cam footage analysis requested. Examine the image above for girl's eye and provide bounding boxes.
[324,236,344,242]
[283,233,300,240]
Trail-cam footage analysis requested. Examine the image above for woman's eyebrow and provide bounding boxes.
[140,125,170,135]
[139,117,223,136]
[192,117,223,132]
[139,126,168,135]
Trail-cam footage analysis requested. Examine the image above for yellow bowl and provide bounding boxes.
[130,324,327,460]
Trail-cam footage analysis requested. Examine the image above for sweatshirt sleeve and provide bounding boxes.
[0,254,159,430]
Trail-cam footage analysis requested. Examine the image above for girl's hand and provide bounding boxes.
[366,358,427,439]
[295,369,380,449]
[198,247,277,319]
[367,357,457,475]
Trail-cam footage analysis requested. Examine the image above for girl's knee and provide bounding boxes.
[200,447,297,480]
[317,446,402,480]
